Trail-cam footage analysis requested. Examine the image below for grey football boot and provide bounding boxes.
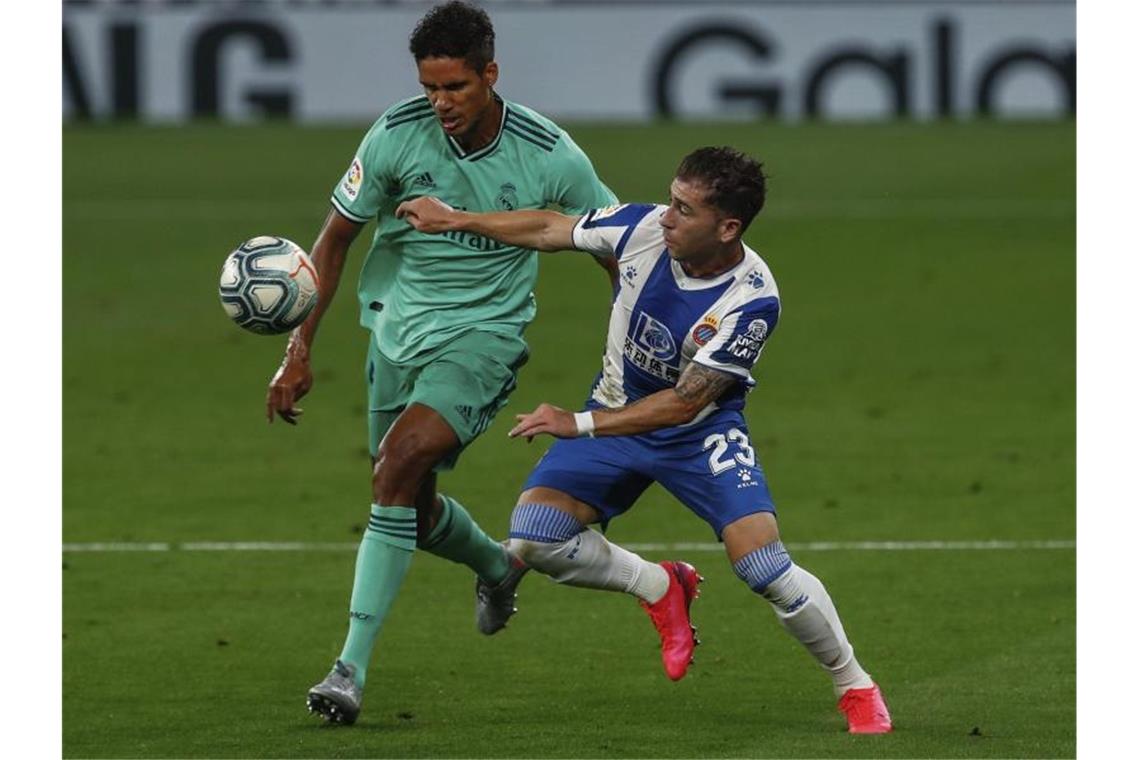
[475,546,530,635]
[306,659,362,725]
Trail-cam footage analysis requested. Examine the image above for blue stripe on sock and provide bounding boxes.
[508,503,584,543]
[733,541,793,592]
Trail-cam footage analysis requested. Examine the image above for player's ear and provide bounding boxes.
[482,61,499,89]
[719,217,742,243]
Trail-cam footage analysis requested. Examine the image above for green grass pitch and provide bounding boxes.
[63,120,1074,758]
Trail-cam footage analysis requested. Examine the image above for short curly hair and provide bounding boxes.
[409,2,496,72]
[675,147,767,231]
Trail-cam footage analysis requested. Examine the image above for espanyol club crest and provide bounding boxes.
[691,316,719,347]
[634,312,677,361]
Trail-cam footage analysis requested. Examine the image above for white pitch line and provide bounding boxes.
[61,539,1074,553]
[63,542,173,552]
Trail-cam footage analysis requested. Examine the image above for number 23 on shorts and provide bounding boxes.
[703,427,756,475]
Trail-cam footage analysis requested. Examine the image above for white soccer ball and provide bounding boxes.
[219,236,319,335]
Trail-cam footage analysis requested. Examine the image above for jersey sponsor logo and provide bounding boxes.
[497,182,519,210]
[726,318,768,362]
[441,228,512,252]
[342,157,363,200]
[634,311,678,361]
[745,318,768,341]
[624,335,681,384]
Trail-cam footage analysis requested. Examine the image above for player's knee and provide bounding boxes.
[376,433,438,474]
[506,502,585,571]
[732,540,807,613]
[372,436,441,501]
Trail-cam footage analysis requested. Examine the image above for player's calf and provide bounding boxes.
[507,503,668,600]
[733,540,891,731]
[508,502,702,679]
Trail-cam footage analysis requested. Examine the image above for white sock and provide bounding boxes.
[509,530,670,603]
[762,564,874,697]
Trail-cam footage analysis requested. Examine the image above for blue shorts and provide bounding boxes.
[522,408,776,539]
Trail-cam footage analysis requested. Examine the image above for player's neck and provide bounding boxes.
[455,96,504,153]
[679,242,745,279]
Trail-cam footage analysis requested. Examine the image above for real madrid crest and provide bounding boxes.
[497,182,519,211]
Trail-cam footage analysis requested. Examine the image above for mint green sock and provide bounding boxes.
[419,494,510,585]
[338,505,417,687]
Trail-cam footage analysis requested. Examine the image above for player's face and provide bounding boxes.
[417,57,499,140]
[660,178,739,261]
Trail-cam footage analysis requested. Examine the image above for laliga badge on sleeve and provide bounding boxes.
[341,157,363,200]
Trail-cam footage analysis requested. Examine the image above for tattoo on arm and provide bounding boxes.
[674,363,738,409]
[590,364,736,432]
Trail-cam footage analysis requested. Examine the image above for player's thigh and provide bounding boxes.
[522,436,652,527]
[653,420,777,540]
[366,336,417,458]
[411,331,529,461]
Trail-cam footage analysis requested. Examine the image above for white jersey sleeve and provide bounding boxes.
[692,292,782,381]
[571,203,665,261]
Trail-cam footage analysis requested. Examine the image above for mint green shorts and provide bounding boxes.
[366,330,529,470]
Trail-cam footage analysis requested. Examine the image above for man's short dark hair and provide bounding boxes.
[675,147,767,232]
[409,1,496,72]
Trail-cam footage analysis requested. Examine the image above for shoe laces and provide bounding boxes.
[840,689,886,722]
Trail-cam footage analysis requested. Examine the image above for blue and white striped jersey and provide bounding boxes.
[571,203,781,418]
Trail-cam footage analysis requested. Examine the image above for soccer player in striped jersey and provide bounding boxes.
[265,2,617,725]
[396,147,894,734]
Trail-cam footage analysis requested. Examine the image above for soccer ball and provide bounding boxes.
[219,236,319,335]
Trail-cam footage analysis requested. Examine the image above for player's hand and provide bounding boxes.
[395,196,460,233]
[266,355,313,425]
[508,403,577,442]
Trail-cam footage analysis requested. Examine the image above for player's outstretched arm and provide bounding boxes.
[396,196,578,252]
[508,363,738,440]
[267,209,363,425]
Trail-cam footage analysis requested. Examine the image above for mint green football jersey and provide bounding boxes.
[330,95,617,364]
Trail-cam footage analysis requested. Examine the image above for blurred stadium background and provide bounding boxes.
[62,1,1074,757]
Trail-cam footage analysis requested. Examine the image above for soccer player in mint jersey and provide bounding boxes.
[397,147,894,735]
[265,2,617,725]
